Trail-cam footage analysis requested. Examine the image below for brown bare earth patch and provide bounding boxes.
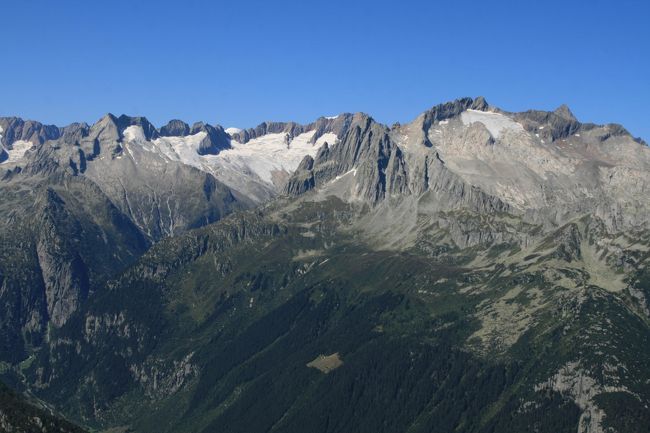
[307,353,343,373]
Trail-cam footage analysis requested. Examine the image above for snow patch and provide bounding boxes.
[225,127,242,135]
[121,127,340,201]
[1,140,33,164]
[460,109,524,139]
[219,131,338,184]
[331,168,356,183]
[122,125,147,143]
[152,132,208,166]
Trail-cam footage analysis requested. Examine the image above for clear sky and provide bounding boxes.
[2,0,648,140]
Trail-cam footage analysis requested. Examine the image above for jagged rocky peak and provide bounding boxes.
[0,116,60,147]
[89,115,231,155]
[80,114,232,158]
[230,113,355,146]
[307,113,354,142]
[553,104,577,121]
[283,111,397,201]
[283,96,650,231]
[422,96,489,127]
[283,154,315,195]
[510,102,626,143]
[90,113,121,141]
[77,113,122,158]
[231,120,304,143]
[59,122,90,145]
[514,106,581,141]
[87,113,159,142]
[190,121,232,155]
[160,119,190,137]
[116,114,159,140]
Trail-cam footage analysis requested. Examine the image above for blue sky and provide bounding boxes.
[2,0,649,140]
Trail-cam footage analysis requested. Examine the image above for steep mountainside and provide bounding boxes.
[0,380,86,433]
[0,115,250,359]
[1,98,649,433]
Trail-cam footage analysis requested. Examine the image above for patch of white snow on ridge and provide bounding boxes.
[218,131,338,184]
[123,127,339,200]
[225,127,242,135]
[153,132,208,167]
[460,109,524,139]
[1,140,33,164]
[122,125,147,143]
[325,115,339,120]
[1,120,30,165]
[331,169,356,183]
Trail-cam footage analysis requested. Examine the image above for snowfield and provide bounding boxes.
[119,126,339,201]
[222,131,338,184]
[0,125,34,166]
[460,109,525,139]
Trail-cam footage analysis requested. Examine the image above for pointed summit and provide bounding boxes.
[554,104,577,122]
[116,115,159,140]
[190,122,231,155]
[471,96,489,111]
[160,119,190,137]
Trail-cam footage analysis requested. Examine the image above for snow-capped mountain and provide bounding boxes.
[124,125,338,203]
[2,97,648,237]
[1,98,650,433]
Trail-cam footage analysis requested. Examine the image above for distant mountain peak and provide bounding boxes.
[158,119,189,137]
[553,104,577,121]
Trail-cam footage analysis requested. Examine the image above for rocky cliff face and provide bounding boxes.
[230,114,353,145]
[37,190,90,327]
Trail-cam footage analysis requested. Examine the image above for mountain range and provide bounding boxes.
[1,97,649,433]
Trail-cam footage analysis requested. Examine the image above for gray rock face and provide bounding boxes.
[231,114,355,146]
[77,113,121,160]
[0,113,252,348]
[60,122,90,145]
[283,96,650,236]
[160,119,190,137]
[116,115,159,140]
[0,117,60,147]
[190,122,231,155]
[515,109,582,142]
[232,121,305,143]
[554,104,578,121]
[37,190,89,327]
[284,155,315,195]
[283,113,400,202]
[422,96,488,126]
[283,105,507,213]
